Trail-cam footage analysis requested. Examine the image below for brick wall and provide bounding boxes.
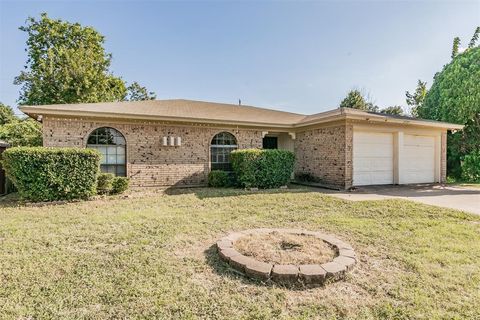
[42,117,262,187]
[294,122,349,188]
[441,131,447,183]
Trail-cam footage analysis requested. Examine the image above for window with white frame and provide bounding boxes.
[210,132,237,171]
[87,127,126,176]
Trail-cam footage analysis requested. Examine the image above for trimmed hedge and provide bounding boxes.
[97,173,114,195]
[1,147,100,201]
[111,176,130,194]
[208,170,232,188]
[230,149,295,188]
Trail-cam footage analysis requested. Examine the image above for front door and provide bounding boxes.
[263,136,278,149]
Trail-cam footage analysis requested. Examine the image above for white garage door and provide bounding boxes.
[403,135,435,184]
[353,132,394,186]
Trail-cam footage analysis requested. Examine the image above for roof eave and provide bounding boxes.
[20,107,297,129]
[343,111,464,130]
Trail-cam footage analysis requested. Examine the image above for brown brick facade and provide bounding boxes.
[294,122,351,188]
[441,131,447,183]
[42,116,262,187]
[41,115,448,189]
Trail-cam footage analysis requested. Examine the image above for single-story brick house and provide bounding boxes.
[21,99,463,189]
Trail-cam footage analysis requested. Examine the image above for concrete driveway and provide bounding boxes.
[322,184,480,215]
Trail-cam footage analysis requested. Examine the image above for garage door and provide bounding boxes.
[353,131,394,186]
[403,135,435,184]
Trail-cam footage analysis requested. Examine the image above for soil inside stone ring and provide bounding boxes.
[234,231,336,265]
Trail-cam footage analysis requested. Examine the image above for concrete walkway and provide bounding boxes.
[320,184,480,215]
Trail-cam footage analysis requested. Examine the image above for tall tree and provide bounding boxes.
[468,26,480,48]
[14,13,128,105]
[340,90,379,112]
[125,82,156,101]
[451,37,461,59]
[0,103,16,125]
[405,80,427,117]
[419,35,479,178]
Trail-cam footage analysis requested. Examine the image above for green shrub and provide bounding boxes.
[208,170,232,188]
[230,149,295,189]
[461,151,480,182]
[97,173,114,195]
[1,147,100,201]
[111,176,130,194]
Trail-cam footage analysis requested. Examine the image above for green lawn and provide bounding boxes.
[0,187,479,319]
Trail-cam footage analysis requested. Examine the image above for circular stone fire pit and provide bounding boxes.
[216,228,356,286]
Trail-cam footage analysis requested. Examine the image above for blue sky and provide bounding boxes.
[0,1,478,116]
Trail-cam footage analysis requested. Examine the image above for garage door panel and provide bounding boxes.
[403,135,435,184]
[353,132,394,186]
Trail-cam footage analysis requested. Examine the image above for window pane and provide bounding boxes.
[107,154,117,164]
[87,127,126,176]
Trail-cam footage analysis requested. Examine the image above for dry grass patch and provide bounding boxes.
[234,231,336,265]
[0,187,479,319]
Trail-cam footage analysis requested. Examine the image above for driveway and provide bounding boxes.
[322,184,480,215]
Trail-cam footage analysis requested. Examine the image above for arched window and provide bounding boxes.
[210,132,237,171]
[87,127,126,176]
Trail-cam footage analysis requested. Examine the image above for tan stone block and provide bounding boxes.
[271,264,299,284]
[299,264,326,285]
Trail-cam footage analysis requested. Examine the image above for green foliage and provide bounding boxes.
[1,147,100,201]
[0,103,16,125]
[405,80,427,117]
[461,150,480,182]
[340,90,367,110]
[126,82,156,101]
[420,47,480,124]
[0,118,42,147]
[469,27,480,48]
[230,149,295,189]
[339,90,378,112]
[111,177,130,194]
[14,13,127,105]
[451,37,461,59]
[208,170,232,188]
[419,46,480,178]
[97,173,114,195]
[14,13,156,106]
[380,106,404,116]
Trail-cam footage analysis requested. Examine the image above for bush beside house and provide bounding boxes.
[230,149,295,189]
[97,173,130,195]
[1,147,100,201]
[461,151,480,182]
[208,170,233,188]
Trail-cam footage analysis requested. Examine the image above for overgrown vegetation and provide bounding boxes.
[408,27,480,180]
[231,149,295,188]
[1,147,100,201]
[0,103,42,147]
[0,188,478,319]
[461,150,480,182]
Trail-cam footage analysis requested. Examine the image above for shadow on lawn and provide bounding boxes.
[203,244,276,287]
[203,244,327,291]
[164,184,316,199]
